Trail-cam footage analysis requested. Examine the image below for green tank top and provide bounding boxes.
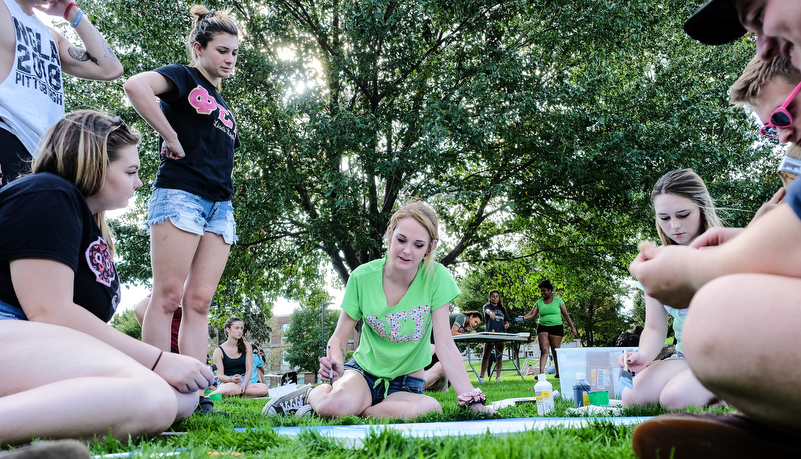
[536,297,564,326]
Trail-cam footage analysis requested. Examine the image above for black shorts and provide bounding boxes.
[537,324,564,336]
[424,353,439,371]
[0,129,32,187]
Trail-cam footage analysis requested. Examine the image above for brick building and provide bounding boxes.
[265,314,360,380]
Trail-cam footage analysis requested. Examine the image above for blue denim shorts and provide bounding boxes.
[146,187,237,244]
[344,358,425,405]
[0,298,27,320]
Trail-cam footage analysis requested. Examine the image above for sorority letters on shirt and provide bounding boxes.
[365,305,432,343]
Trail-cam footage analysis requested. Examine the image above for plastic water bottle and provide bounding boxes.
[535,374,554,415]
[573,372,591,408]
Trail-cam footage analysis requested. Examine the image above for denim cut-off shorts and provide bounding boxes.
[146,188,237,244]
[0,298,27,320]
[665,351,685,360]
[344,359,425,406]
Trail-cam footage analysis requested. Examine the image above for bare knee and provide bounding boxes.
[683,277,743,384]
[622,385,654,408]
[315,390,361,418]
[117,377,178,435]
[144,389,180,430]
[659,384,714,411]
[152,287,183,314]
[659,391,690,410]
[182,290,214,314]
[621,387,635,407]
[413,398,443,417]
[246,385,269,397]
[213,383,242,397]
[174,392,199,422]
[425,362,444,379]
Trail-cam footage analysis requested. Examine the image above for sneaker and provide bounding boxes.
[495,377,501,382]
[632,412,801,459]
[295,404,315,417]
[262,384,311,415]
[0,440,90,459]
[477,376,485,384]
[196,396,229,416]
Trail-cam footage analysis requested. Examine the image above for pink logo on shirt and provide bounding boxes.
[188,85,236,132]
[85,237,116,287]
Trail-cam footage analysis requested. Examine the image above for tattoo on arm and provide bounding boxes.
[104,43,120,62]
[68,46,98,65]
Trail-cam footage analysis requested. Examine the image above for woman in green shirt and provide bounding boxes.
[262,202,493,418]
[519,280,577,377]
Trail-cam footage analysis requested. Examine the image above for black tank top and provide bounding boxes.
[219,345,246,376]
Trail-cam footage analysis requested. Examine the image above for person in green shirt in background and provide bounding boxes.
[518,280,577,378]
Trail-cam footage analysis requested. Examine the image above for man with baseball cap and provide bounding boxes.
[684,0,801,67]
[629,1,801,458]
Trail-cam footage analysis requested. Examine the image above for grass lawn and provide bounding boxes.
[79,364,726,458]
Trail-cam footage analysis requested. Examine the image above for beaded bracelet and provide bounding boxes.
[70,10,83,28]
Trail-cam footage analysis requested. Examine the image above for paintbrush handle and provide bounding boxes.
[328,345,333,384]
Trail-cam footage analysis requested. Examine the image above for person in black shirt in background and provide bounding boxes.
[0,110,213,446]
[479,289,509,382]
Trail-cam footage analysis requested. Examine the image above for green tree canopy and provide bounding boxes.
[64,0,778,318]
[110,308,141,340]
[284,291,340,373]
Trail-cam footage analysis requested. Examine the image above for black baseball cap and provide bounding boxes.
[684,0,747,45]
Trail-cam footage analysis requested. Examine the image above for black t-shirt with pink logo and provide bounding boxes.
[154,64,240,202]
[0,173,120,321]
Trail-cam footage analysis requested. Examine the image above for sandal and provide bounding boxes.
[632,412,801,459]
[196,396,229,416]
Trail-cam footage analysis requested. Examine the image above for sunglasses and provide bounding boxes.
[113,116,130,133]
[760,81,801,139]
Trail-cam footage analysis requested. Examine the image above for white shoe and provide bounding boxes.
[295,404,315,417]
[261,384,311,415]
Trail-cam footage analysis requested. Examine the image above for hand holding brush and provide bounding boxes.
[318,345,339,384]
[619,349,635,390]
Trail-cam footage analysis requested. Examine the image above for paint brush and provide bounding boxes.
[777,145,801,189]
[327,345,333,384]
[620,349,634,389]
